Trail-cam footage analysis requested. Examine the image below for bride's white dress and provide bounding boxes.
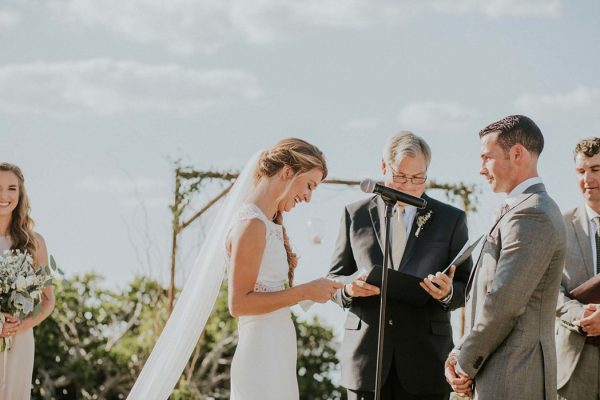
[229,203,299,400]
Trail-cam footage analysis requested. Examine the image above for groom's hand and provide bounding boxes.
[445,353,473,398]
[344,274,380,298]
[420,265,455,300]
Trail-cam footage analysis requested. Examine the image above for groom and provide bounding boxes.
[445,115,566,399]
[328,131,472,400]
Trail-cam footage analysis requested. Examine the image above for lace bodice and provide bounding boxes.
[229,203,289,292]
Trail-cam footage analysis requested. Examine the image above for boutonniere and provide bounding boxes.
[415,210,433,237]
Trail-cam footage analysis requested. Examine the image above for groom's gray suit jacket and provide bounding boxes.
[457,183,566,400]
[328,194,471,395]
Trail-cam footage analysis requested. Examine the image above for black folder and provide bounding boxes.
[365,267,430,306]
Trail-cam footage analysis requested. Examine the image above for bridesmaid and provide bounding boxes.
[0,163,55,400]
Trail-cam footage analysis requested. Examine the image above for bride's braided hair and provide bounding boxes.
[0,163,37,260]
[254,138,328,286]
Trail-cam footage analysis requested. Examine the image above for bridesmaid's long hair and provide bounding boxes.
[0,163,37,259]
[254,138,328,286]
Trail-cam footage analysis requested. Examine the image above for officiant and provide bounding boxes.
[556,137,600,400]
[327,131,472,400]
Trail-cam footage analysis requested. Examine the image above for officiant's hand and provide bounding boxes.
[445,353,473,398]
[0,313,21,338]
[576,304,600,336]
[344,274,380,298]
[420,265,455,300]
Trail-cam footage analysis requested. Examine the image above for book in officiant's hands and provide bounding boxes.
[364,234,483,306]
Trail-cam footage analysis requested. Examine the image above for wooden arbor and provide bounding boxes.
[167,164,477,314]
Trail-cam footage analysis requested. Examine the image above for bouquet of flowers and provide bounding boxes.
[0,249,57,351]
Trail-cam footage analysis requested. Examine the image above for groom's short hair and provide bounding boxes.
[383,131,431,168]
[479,115,544,156]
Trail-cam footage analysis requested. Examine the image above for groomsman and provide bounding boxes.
[328,131,472,400]
[445,115,566,399]
[556,137,600,400]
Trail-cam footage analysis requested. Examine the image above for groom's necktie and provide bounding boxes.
[391,205,407,270]
[593,217,600,275]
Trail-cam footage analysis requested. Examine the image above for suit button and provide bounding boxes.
[388,319,393,326]
[466,294,470,301]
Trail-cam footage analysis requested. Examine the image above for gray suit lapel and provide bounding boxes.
[487,183,545,234]
[465,183,546,296]
[572,206,594,280]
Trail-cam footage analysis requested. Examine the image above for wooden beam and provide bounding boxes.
[178,183,235,233]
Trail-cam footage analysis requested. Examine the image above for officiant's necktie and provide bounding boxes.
[593,217,600,275]
[391,205,407,270]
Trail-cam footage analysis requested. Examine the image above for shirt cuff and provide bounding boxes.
[439,285,453,305]
[340,286,352,307]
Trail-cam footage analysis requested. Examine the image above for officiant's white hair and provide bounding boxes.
[383,131,431,168]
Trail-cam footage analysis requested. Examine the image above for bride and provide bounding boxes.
[127,138,342,400]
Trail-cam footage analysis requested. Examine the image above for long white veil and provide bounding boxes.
[127,151,262,400]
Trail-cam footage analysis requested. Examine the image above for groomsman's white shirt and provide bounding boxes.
[584,203,600,276]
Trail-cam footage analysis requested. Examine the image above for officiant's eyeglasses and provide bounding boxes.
[390,167,427,185]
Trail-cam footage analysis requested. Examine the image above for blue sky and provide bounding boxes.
[2,0,599,332]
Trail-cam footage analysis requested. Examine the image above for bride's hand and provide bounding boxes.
[304,278,343,304]
[0,313,21,338]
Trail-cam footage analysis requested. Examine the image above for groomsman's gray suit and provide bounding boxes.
[329,194,471,398]
[556,206,600,399]
[458,183,566,400]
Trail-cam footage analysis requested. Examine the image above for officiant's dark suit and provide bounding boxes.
[328,132,472,400]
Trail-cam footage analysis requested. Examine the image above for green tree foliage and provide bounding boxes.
[295,314,343,400]
[32,275,342,399]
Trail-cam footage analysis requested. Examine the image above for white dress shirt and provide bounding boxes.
[504,176,544,207]
[584,203,600,276]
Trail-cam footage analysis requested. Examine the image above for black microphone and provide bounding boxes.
[360,179,427,209]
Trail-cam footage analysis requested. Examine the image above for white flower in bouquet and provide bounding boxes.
[15,275,27,290]
[25,275,36,287]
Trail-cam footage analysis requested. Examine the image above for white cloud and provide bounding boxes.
[79,177,172,209]
[45,0,561,54]
[0,59,260,116]
[397,101,479,132]
[430,0,560,18]
[516,86,600,119]
[79,176,169,194]
[0,9,21,31]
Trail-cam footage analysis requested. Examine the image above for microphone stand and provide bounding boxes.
[374,196,395,400]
